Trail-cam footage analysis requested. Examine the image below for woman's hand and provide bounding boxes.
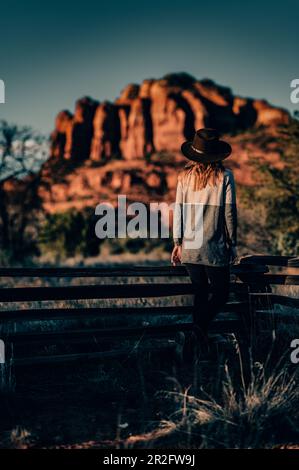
[171,245,182,265]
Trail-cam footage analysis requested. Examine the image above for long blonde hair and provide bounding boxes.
[178,161,225,191]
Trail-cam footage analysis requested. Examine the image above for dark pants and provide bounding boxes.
[185,263,230,332]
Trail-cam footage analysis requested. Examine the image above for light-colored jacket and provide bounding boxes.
[173,168,237,266]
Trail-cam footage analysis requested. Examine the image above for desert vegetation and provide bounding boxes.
[0,268,298,448]
[1,117,299,264]
[238,121,299,255]
[0,109,298,450]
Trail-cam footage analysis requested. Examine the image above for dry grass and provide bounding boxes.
[0,270,298,448]
[122,349,299,449]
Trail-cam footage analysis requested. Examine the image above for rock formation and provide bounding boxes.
[64,96,99,162]
[50,73,290,162]
[91,101,121,161]
[50,110,73,160]
[38,73,292,214]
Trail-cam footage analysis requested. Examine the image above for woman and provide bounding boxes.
[171,128,237,334]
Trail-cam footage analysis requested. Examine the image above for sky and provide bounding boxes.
[0,0,298,134]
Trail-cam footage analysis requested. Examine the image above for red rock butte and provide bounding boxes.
[50,73,290,162]
[32,73,292,213]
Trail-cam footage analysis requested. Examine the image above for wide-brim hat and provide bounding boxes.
[181,128,232,163]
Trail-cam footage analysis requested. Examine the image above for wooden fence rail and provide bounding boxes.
[0,263,268,277]
[0,255,298,368]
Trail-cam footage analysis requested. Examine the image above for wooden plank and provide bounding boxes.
[0,283,194,302]
[9,320,243,368]
[11,321,243,367]
[0,266,187,278]
[237,273,299,285]
[249,293,299,310]
[255,310,299,324]
[239,255,299,267]
[6,317,244,346]
[288,258,299,268]
[0,301,248,323]
[6,320,243,348]
[263,273,299,285]
[0,264,267,278]
[13,343,177,367]
[232,265,268,274]
[5,323,195,345]
[0,306,194,322]
[0,282,249,302]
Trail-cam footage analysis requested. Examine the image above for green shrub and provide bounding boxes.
[38,209,102,260]
[239,121,299,255]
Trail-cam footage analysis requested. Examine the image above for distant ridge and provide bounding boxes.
[50,73,290,162]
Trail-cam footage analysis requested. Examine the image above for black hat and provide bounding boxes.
[181,128,232,163]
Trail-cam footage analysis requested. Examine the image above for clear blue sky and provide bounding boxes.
[0,0,298,133]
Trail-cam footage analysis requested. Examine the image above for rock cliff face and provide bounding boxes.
[50,97,99,162]
[39,73,291,213]
[50,73,290,162]
[40,126,287,214]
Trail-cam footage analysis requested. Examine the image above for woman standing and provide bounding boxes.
[171,128,237,334]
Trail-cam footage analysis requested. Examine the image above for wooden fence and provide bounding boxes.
[0,255,298,368]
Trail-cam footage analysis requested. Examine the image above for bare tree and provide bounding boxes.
[0,120,48,256]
